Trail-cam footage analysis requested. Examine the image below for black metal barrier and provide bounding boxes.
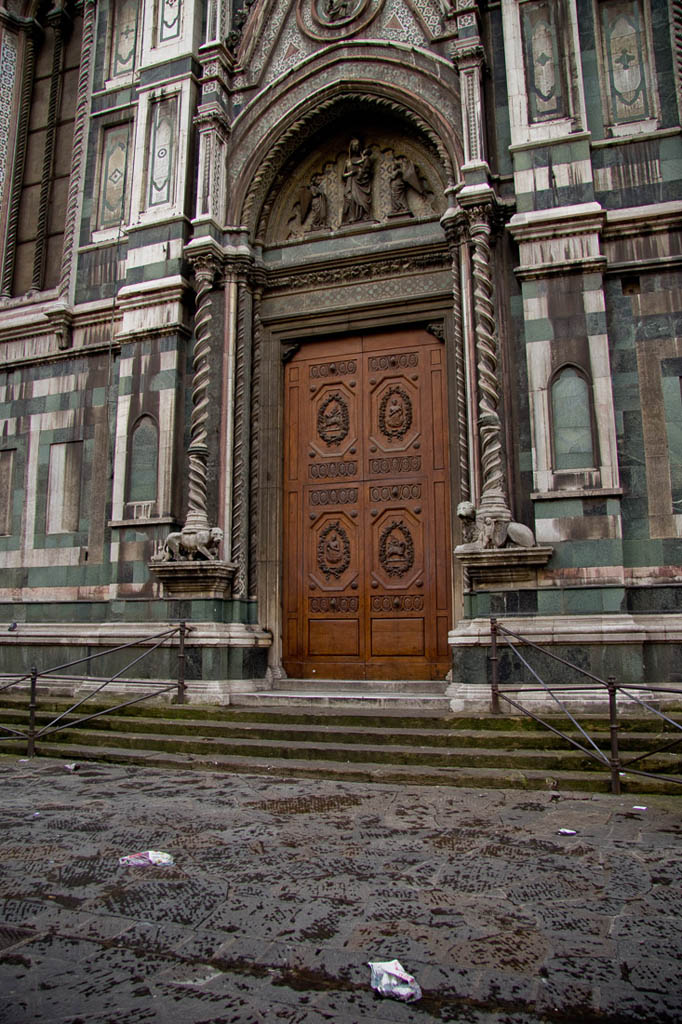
[489,617,682,794]
[0,623,189,758]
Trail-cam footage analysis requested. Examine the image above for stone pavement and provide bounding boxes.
[0,757,680,1024]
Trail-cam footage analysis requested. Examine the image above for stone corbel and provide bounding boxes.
[45,305,73,350]
[150,242,236,598]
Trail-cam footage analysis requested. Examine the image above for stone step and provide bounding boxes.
[15,739,682,795]
[230,691,453,710]
[15,722,682,774]
[270,678,448,694]
[2,706,676,753]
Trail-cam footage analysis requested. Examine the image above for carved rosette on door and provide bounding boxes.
[283,330,452,680]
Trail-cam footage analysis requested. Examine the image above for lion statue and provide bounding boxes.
[157,526,223,562]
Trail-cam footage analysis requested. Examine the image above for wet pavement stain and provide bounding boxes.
[0,757,680,1022]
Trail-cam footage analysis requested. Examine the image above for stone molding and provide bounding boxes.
[508,203,607,278]
[454,546,554,590]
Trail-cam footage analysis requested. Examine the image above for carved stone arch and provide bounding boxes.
[250,91,454,245]
[229,56,463,239]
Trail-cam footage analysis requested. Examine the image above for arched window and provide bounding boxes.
[127,416,158,505]
[551,366,596,471]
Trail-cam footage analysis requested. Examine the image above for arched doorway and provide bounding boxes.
[247,109,464,680]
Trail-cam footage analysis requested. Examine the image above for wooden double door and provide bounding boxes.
[283,329,452,680]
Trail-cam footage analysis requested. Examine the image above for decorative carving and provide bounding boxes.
[317,392,350,446]
[311,596,359,612]
[310,461,357,478]
[154,526,224,561]
[341,138,374,224]
[426,322,445,343]
[310,487,358,505]
[370,456,421,474]
[379,385,412,440]
[379,520,414,577]
[368,351,418,371]
[369,484,421,502]
[227,0,257,53]
[318,0,362,23]
[372,594,424,611]
[269,251,449,293]
[317,520,351,578]
[311,360,356,378]
[296,0,385,42]
[388,156,425,216]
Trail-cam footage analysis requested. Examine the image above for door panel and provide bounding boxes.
[283,330,452,680]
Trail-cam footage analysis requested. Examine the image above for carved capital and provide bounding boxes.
[451,42,485,71]
[193,102,231,137]
[440,205,468,251]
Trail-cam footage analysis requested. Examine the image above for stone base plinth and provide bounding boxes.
[148,559,236,599]
[455,546,554,590]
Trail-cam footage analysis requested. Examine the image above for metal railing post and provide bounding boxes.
[607,675,621,795]
[27,665,38,757]
[177,622,186,705]
[490,617,501,715]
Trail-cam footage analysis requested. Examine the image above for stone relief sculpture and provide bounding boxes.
[307,174,329,230]
[341,138,374,224]
[388,155,425,216]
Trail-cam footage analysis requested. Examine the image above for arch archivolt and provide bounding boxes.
[227,46,463,235]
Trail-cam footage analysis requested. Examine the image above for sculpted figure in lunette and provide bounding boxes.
[341,138,374,224]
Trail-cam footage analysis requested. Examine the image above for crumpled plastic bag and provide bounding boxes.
[119,850,174,866]
[368,959,422,1002]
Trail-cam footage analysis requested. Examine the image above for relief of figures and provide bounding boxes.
[388,155,426,217]
[341,138,374,224]
[281,137,440,242]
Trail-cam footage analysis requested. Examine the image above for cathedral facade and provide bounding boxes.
[0,0,681,698]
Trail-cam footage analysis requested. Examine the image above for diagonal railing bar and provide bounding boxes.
[36,628,180,678]
[35,631,181,738]
[502,637,609,763]
[620,733,682,768]
[0,623,189,755]
[0,722,32,739]
[494,690,610,764]
[615,685,682,732]
[36,683,179,738]
[616,765,682,786]
[496,622,611,685]
[0,673,33,694]
[490,617,682,792]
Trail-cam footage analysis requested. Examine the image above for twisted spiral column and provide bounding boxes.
[59,0,95,297]
[184,258,216,532]
[2,26,36,297]
[467,204,510,519]
[230,269,252,599]
[248,289,263,599]
[442,207,470,502]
